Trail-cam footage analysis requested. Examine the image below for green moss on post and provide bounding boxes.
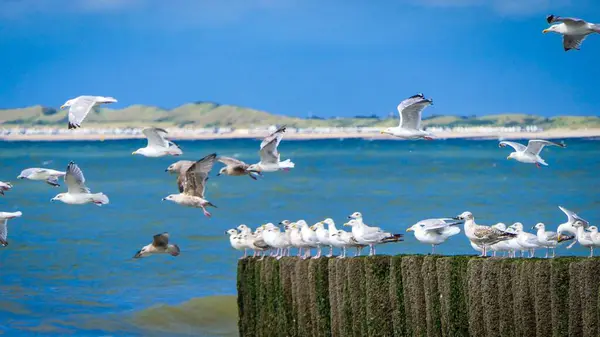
[237,259,256,337]
[568,261,583,337]
[295,259,313,337]
[256,258,281,336]
[551,258,576,337]
[467,258,485,337]
[496,259,515,337]
[436,256,470,337]
[422,256,442,337]
[579,259,600,337]
[364,256,393,337]
[328,259,340,337]
[308,258,331,337]
[280,257,299,337]
[336,259,353,337]
[402,255,427,337]
[347,257,368,337]
[515,260,536,337]
[481,259,500,337]
[534,260,552,337]
[390,255,408,337]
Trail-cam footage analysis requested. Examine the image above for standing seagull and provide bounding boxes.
[162,153,218,218]
[0,211,22,247]
[50,162,109,206]
[0,181,12,196]
[499,139,565,168]
[454,211,516,257]
[380,93,434,140]
[17,168,66,187]
[216,156,261,180]
[133,232,180,258]
[246,126,295,174]
[543,15,600,51]
[557,205,589,249]
[60,95,117,129]
[132,128,183,157]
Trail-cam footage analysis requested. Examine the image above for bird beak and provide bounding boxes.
[347,215,352,219]
[161,198,166,201]
[165,169,169,172]
[542,28,550,34]
[217,173,221,176]
[343,222,349,226]
[506,156,511,160]
[132,152,136,155]
[452,216,461,220]
[407,228,413,232]
[380,131,385,134]
[60,105,66,110]
[133,250,142,258]
[310,225,315,230]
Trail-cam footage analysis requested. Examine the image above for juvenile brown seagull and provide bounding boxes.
[217,156,261,180]
[133,232,180,258]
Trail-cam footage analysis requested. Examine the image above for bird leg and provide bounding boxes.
[552,248,556,258]
[423,136,434,141]
[297,247,303,257]
[545,247,549,259]
[590,247,594,258]
[431,244,435,255]
[355,247,361,257]
[536,163,541,169]
[202,207,212,218]
[327,246,333,258]
[371,245,377,256]
[530,249,535,258]
[283,168,291,172]
[313,246,322,259]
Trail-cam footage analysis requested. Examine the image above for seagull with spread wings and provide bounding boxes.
[17,167,66,187]
[162,153,218,218]
[216,156,261,180]
[50,162,109,206]
[543,15,600,51]
[133,232,180,258]
[0,181,12,196]
[381,93,434,140]
[132,127,183,157]
[0,211,22,247]
[406,218,463,254]
[60,95,117,129]
[499,139,565,168]
[246,126,295,174]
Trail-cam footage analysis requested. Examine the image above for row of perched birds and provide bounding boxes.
[227,206,596,259]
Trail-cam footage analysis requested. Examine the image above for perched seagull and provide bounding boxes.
[60,95,117,129]
[312,222,333,258]
[406,218,462,254]
[380,93,434,140]
[0,181,12,196]
[331,229,364,258]
[162,153,217,217]
[226,229,249,259]
[240,225,269,258]
[133,232,180,258]
[543,15,600,51]
[50,162,109,206]
[499,140,565,168]
[556,206,589,249]
[511,222,541,258]
[299,220,318,259]
[344,219,403,256]
[454,211,516,257]
[574,222,597,257]
[17,168,66,187]
[533,222,574,258]
[216,156,261,180]
[132,128,183,157]
[246,126,295,174]
[0,211,22,247]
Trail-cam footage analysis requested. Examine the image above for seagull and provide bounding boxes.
[240,225,269,258]
[510,222,541,258]
[543,15,600,51]
[454,211,516,257]
[287,222,309,258]
[556,206,589,249]
[331,229,363,258]
[60,95,117,129]
[165,160,194,175]
[0,211,22,247]
[344,219,403,256]
[162,153,217,217]
[133,232,180,258]
[50,162,109,206]
[406,218,462,254]
[533,222,574,258]
[312,222,333,258]
[298,220,318,259]
[226,229,249,259]
[17,168,66,187]
[0,181,12,196]
[132,127,183,157]
[380,93,434,140]
[216,156,261,180]
[573,222,597,257]
[246,126,295,174]
[499,140,565,168]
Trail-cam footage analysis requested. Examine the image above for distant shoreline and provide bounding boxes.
[1,128,600,141]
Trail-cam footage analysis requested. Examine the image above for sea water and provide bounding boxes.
[0,138,598,336]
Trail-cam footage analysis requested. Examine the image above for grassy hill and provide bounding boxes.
[0,103,598,129]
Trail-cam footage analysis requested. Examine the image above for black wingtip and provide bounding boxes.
[546,14,555,24]
[68,123,80,129]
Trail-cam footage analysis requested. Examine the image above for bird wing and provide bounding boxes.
[562,34,587,51]
[547,15,587,25]
[0,219,7,246]
[68,96,98,128]
[417,218,462,231]
[65,162,90,193]
[142,127,169,148]
[498,141,527,152]
[152,232,169,248]
[259,132,285,164]
[218,156,247,168]
[397,93,432,129]
[545,231,559,241]
[558,206,589,226]
[260,125,286,150]
[183,153,217,198]
[525,140,565,156]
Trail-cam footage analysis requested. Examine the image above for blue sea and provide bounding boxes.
[0,138,598,336]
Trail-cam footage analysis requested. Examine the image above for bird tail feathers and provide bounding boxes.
[280,159,295,168]
[100,97,118,104]
[93,193,110,205]
[380,233,404,243]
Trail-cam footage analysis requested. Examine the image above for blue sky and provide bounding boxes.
[1,0,599,117]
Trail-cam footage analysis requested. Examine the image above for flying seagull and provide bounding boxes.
[162,153,218,218]
[217,156,261,180]
[60,95,117,129]
[17,168,66,187]
[543,15,600,51]
[381,93,434,140]
[132,127,183,157]
[165,160,194,175]
[499,139,565,168]
[50,162,109,206]
[0,181,12,196]
[133,232,180,258]
[0,211,22,247]
[247,126,295,174]
[406,218,462,254]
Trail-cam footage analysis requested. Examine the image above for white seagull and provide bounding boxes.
[0,181,12,196]
[133,232,180,258]
[574,223,598,257]
[132,127,183,157]
[533,222,574,258]
[499,139,565,168]
[246,126,295,174]
[380,93,434,140]
[344,218,403,256]
[0,211,23,247]
[511,222,541,258]
[543,15,600,51]
[556,206,589,249]
[312,222,333,258]
[162,153,217,217]
[406,218,462,254]
[50,162,109,206]
[226,229,248,259]
[17,168,66,187]
[60,95,117,129]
